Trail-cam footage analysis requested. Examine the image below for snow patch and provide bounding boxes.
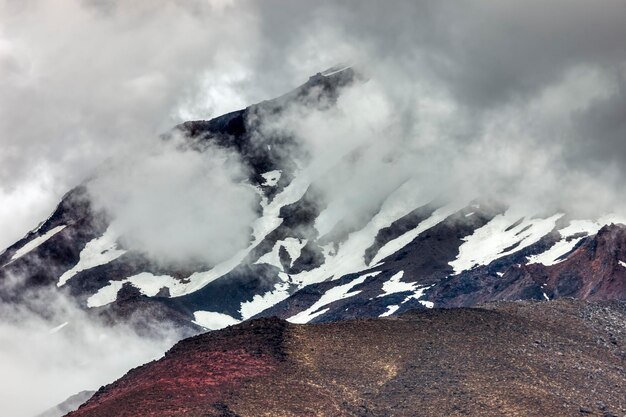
[380,305,400,317]
[378,277,435,316]
[86,273,187,308]
[48,322,69,335]
[240,277,291,320]
[527,237,583,267]
[527,216,626,266]
[58,227,126,286]
[282,238,307,266]
[255,243,283,270]
[450,211,564,274]
[87,281,124,308]
[11,225,66,261]
[260,170,281,187]
[193,311,240,330]
[320,64,353,77]
[410,285,435,308]
[620,261,626,269]
[255,238,307,270]
[287,271,379,324]
[371,203,465,265]
[377,271,414,297]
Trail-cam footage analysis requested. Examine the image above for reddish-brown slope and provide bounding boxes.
[68,300,626,417]
[428,224,626,309]
[541,224,626,299]
[69,319,288,417]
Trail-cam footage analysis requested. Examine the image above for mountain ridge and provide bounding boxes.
[1,67,625,334]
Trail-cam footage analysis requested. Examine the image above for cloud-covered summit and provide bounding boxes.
[2,0,626,248]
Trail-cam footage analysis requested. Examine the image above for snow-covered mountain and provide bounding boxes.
[2,66,626,334]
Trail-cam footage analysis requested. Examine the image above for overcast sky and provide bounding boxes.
[1,0,626,251]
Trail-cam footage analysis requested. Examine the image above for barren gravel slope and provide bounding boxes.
[68,300,626,417]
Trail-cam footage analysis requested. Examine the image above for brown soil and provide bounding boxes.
[68,300,626,417]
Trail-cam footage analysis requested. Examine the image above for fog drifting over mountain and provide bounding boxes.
[2,0,626,254]
[0,273,181,417]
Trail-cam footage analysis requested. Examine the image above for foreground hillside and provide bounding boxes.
[68,299,626,417]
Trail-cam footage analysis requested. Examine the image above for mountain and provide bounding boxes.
[66,299,626,417]
[1,66,626,334]
[36,391,95,417]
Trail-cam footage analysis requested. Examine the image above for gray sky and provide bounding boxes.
[1,0,626,251]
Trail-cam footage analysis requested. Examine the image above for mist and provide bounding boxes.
[87,135,259,267]
[3,0,626,252]
[0,0,264,251]
[0,275,181,417]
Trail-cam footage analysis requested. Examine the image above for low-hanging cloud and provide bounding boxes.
[3,0,626,248]
[0,274,181,417]
[87,136,259,267]
[253,64,623,234]
[0,0,263,251]
[245,0,626,221]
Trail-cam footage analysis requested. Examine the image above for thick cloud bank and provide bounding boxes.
[2,0,626,251]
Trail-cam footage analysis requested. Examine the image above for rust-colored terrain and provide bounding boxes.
[68,300,626,417]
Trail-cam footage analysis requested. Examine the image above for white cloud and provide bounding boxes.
[87,136,259,266]
[0,285,180,417]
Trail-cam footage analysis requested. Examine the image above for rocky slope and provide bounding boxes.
[67,299,626,417]
[1,67,626,333]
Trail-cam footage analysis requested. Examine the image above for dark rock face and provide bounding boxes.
[363,201,439,265]
[0,187,105,299]
[429,225,626,308]
[373,200,505,286]
[67,300,626,417]
[1,67,626,333]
